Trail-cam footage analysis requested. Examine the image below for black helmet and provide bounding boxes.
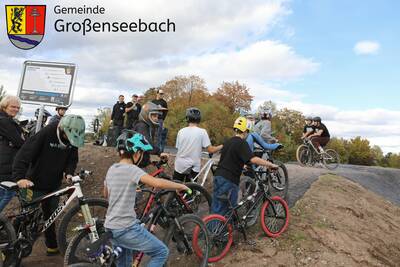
[138,102,165,125]
[56,105,68,111]
[313,116,321,122]
[35,108,52,119]
[186,107,201,123]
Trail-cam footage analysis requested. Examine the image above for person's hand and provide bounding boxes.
[160,153,169,161]
[65,174,73,183]
[177,184,190,194]
[268,163,279,170]
[17,179,34,189]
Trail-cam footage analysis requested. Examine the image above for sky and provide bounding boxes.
[0,0,399,153]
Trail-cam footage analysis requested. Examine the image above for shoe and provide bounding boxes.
[46,247,60,256]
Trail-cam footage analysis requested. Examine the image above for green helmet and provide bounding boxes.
[59,115,86,147]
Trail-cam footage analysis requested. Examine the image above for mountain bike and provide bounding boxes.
[296,138,340,170]
[193,171,289,263]
[65,189,210,267]
[0,170,108,266]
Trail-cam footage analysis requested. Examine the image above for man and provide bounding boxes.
[12,115,85,255]
[302,116,315,139]
[49,106,68,125]
[110,95,126,136]
[254,109,278,143]
[125,94,142,129]
[152,89,168,152]
[308,116,330,152]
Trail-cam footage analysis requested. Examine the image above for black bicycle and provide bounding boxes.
[65,189,210,267]
[296,138,340,169]
[0,170,108,266]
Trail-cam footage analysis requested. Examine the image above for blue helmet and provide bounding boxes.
[116,130,152,153]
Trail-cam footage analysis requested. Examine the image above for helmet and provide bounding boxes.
[233,116,248,133]
[305,116,313,121]
[186,107,201,123]
[313,116,321,122]
[260,109,273,120]
[56,106,68,111]
[59,115,86,147]
[139,102,165,125]
[35,108,52,118]
[116,130,153,153]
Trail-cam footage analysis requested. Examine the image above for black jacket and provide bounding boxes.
[12,123,78,191]
[125,102,141,128]
[111,102,126,125]
[0,111,24,181]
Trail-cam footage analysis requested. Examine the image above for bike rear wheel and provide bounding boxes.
[163,214,209,267]
[322,149,340,170]
[58,198,108,255]
[260,196,289,238]
[0,215,17,267]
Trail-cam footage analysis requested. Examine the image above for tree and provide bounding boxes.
[327,137,349,164]
[92,107,112,136]
[371,145,384,166]
[214,81,253,113]
[347,136,374,165]
[256,100,277,116]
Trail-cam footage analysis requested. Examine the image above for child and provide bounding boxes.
[212,117,279,215]
[173,107,222,181]
[302,116,315,139]
[103,130,189,267]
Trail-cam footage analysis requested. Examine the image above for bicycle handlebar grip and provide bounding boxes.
[186,188,193,195]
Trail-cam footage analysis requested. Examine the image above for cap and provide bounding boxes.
[132,94,138,97]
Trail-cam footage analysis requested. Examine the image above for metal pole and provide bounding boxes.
[35,105,44,133]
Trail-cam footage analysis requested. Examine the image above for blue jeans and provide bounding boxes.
[0,187,16,213]
[157,119,167,152]
[108,220,169,267]
[211,176,239,215]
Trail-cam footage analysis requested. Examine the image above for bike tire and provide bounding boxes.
[260,196,289,238]
[163,214,209,267]
[268,161,289,201]
[296,145,309,166]
[58,198,108,255]
[323,149,340,170]
[238,176,259,227]
[0,215,17,267]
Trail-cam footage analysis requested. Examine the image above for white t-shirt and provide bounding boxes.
[174,126,211,173]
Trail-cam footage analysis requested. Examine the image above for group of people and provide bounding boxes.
[110,89,168,152]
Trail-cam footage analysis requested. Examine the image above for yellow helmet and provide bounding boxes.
[233,116,248,133]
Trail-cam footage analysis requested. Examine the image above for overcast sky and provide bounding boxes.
[1,0,399,153]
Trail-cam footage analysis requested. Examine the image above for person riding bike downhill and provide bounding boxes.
[103,130,189,267]
[12,115,85,256]
[308,116,330,152]
[173,107,223,181]
[302,116,315,139]
[211,117,279,215]
[254,109,278,144]
[133,102,168,167]
[49,105,68,125]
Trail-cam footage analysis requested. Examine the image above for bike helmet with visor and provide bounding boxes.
[139,102,165,126]
[59,115,86,147]
[116,130,153,154]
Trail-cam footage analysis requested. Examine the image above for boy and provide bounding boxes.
[212,117,279,215]
[302,116,315,139]
[103,131,189,267]
[173,107,222,181]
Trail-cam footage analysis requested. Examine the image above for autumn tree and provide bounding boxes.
[347,136,374,165]
[214,81,253,113]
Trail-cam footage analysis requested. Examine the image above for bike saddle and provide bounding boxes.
[0,181,18,191]
[85,231,113,257]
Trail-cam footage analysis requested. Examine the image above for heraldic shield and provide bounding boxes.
[6,5,46,50]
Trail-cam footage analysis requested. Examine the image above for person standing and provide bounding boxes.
[0,95,25,212]
[12,115,85,255]
[110,95,126,137]
[49,106,68,125]
[152,89,168,152]
[125,94,142,129]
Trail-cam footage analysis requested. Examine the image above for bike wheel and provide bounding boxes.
[296,145,309,166]
[238,176,259,227]
[323,149,340,170]
[58,198,108,255]
[268,161,289,201]
[163,214,209,267]
[260,196,289,238]
[0,215,17,267]
[196,214,233,263]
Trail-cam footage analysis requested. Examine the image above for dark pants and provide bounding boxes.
[157,120,168,153]
[211,176,239,215]
[173,170,199,183]
[21,189,59,249]
[311,136,330,148]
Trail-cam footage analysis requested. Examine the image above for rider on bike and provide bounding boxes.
[103,131,189,267]
[302,116,315,139]
[12,115,85,256]
[49,105,68,125]
[307,116,330,152]
[173,107,222,181]
[254,109,278,144]
[212,117,278,215]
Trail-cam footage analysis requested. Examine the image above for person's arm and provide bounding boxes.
[309,129,323,138]
[140,174,189,191]
[207,145,223,154]
[250,156,278,169]
[125,103,134,113]
[250,132,279,150]
[64,147,79,176]
[103,184,108,199]
[0,119,24,147]
[110,104,116,121]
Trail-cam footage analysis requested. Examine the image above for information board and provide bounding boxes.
[18,61,77,106]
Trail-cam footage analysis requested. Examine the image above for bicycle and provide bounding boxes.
[0,170,108,266]
[296,138,340,170]
[193,168,289,263]
[65,189,210,267]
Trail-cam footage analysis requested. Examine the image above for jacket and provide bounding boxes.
[111,102,126,124]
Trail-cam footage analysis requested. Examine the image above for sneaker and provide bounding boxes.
[46,247,60,256]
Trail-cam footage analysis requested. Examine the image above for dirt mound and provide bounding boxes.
[216,174,400,266]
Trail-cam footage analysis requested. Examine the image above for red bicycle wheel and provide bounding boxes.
[260,196,289,238]
[193,214,233,263]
